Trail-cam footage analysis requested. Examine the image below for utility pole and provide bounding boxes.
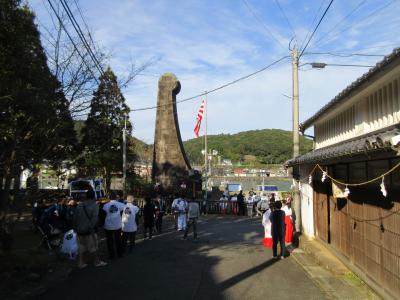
[204,92,208,202]
[292,46,301,233]
[262,172,265,190]
[122,116,127,199]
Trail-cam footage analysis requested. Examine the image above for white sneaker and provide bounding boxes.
[94,261,107,267]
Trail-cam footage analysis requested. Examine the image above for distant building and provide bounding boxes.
[233,168,244,177]
[133,161,152,179]
[221,159,233,166]
[19,162,77,190]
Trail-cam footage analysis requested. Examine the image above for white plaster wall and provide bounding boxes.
[313,66,400,149]
[300,183,314,238]
[299,165,315,238]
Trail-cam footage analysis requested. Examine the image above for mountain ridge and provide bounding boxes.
[132,128,313,166]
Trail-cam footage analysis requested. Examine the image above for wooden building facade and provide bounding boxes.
[289,48,400,299]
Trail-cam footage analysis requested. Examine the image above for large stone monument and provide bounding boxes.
[152,73,192,191]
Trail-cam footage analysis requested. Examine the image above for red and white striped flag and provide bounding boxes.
[194,100,205,138]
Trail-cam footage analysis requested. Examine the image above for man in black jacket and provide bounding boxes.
[270,201,286,259]
[237,190,245,216]
[143,197,155,240]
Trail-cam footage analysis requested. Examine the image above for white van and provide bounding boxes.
[69,178,105,200]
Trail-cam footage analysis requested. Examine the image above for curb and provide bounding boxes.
[299,236,349,276]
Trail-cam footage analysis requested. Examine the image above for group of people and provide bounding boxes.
[32,197,77,235]
[77,192,169,268]
[261,198,293,259]
[32,190,169,269]
[171,194,200,240]
[218,189,278,217]
[32,189,203,268]
[218,189,251,215]
[33,188,293,265]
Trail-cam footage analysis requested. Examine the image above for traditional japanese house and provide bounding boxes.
[288,48,400,299]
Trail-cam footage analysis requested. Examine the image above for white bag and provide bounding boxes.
[60,229,78,259]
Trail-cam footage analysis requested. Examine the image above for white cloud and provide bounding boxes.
[28,0,400,143]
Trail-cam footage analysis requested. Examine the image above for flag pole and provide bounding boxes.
[204,92,208,202]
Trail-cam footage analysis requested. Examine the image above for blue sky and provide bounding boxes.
[29,0,400,143]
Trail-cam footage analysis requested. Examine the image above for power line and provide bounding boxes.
[347,43,400,52]
[313,0,367,46]
[59,0,104,77]
[241,0,286,50]
[303,52,385,57]
[306,44,399,55]
[46,0,99,84]
[300,62,374,68]
[274,0,297,39]
[132,55,290,112]
[59,0,102,73]
[72,0,96,47]
[316,0,397,50]
[41,0,59,36]
[299,0,327,51]
[300,0,334,57]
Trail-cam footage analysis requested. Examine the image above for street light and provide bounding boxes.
[303,62,375,69]
[208,150,218,177]
[201,149,218,194]
[290,55,375,234]
[310,62,327,69]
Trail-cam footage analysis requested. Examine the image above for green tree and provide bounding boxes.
[81,68,132,191]
[183,129,313,166]
[0,0,76,209]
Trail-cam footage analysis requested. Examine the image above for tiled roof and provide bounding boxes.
[300,47,400,132]
[286,127,400,166]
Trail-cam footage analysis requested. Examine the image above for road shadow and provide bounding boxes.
[35,215,305,300]
[217,258,278,291]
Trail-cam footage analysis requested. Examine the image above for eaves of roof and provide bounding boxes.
[300,47,400,132]
[286,127,400,167]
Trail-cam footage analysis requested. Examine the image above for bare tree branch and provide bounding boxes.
[38,0,160,118]
[118,55,162,89]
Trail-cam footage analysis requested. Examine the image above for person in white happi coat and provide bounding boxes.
[121,195,140,253]
[246,194,255,217]
[171,195,188,231]
[262,203,273,248]
[219,195,228,214]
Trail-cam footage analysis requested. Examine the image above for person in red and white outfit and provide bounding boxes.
[282,199,293,244]
[262,203,273,248]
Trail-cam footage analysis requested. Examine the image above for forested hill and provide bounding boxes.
[75,122,313,166]
[182,129,313,166]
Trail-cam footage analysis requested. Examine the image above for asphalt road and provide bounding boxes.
[38,215,326,300]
